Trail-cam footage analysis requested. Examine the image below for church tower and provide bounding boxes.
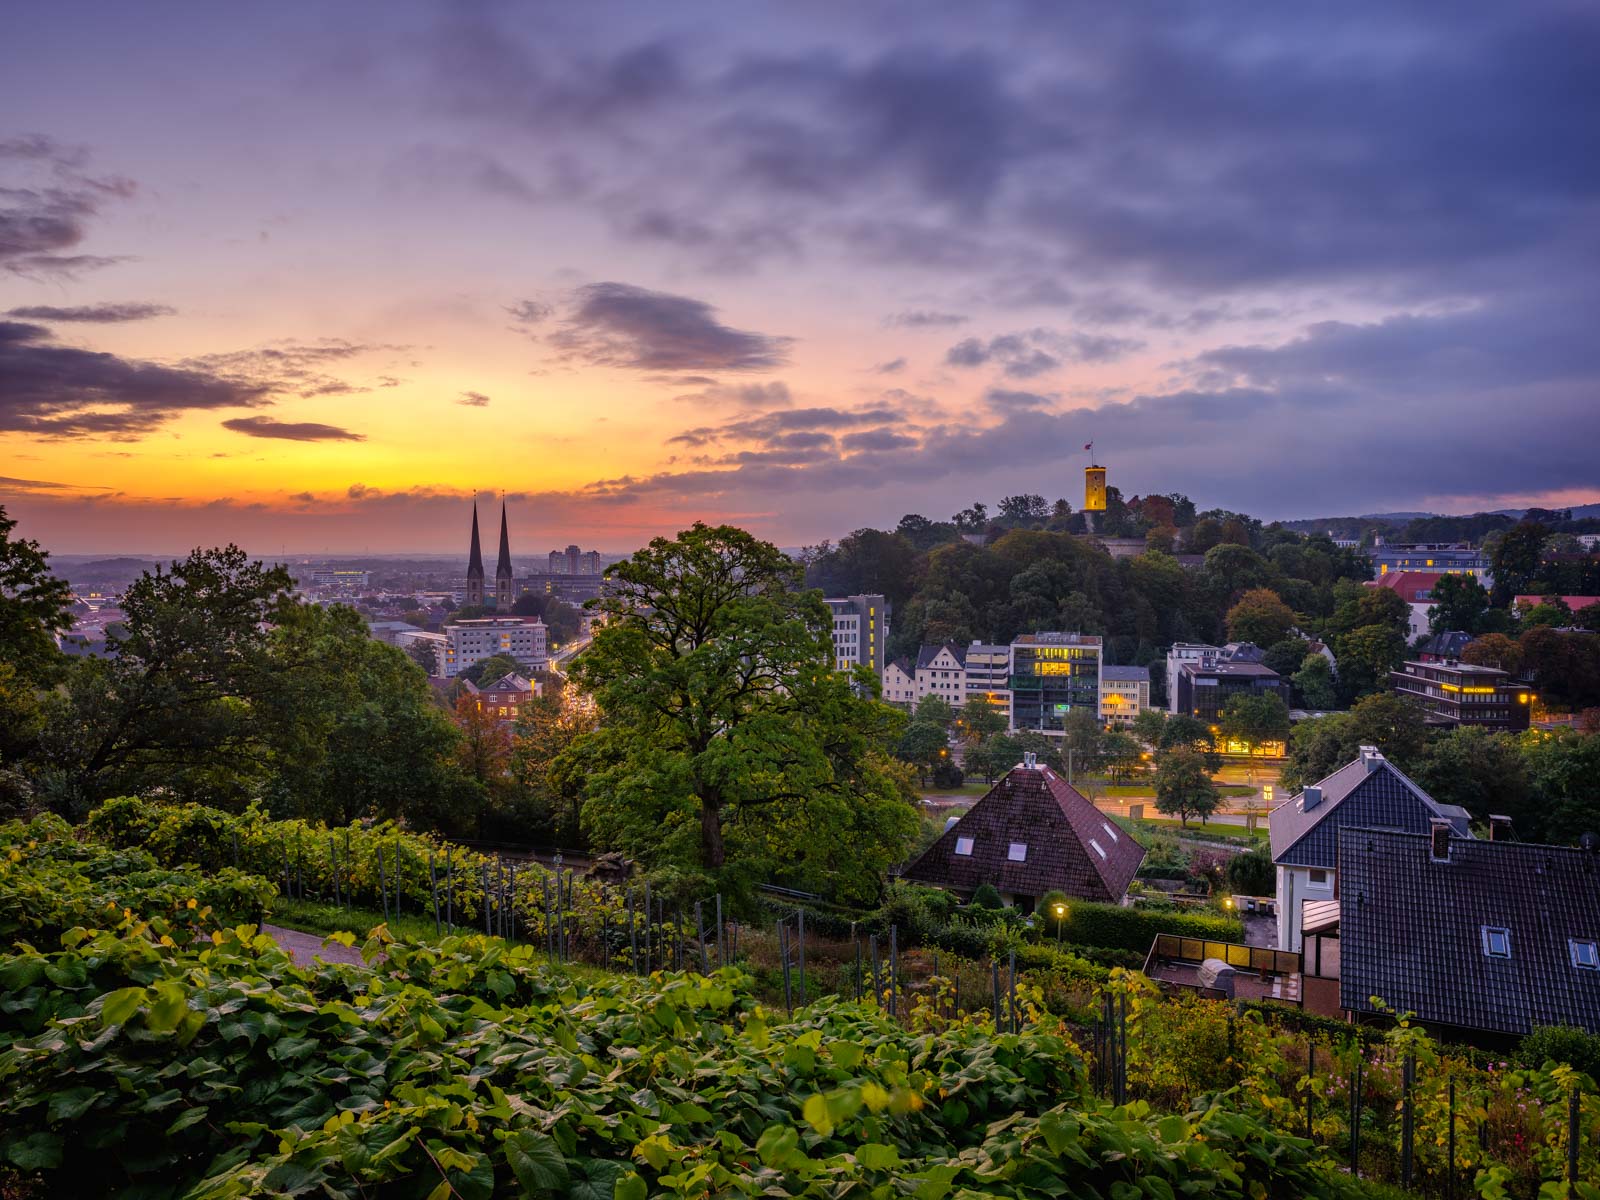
[465,498,485,609]
[495,498,514,612]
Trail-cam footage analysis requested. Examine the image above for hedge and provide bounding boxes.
[1054,901,1243,956]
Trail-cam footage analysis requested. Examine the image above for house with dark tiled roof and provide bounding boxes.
[1417,631,1472,662]
[902,758,1144,907]
[1337,826,1600,1037]
[915,643,968,706]
[461,672,538,723]
[1270,746,1471,952]
[882,656,916,707]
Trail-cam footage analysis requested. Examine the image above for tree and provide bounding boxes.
[1292,654,1339,710]
[511,593,583,644]
[1428,574,1491,635]
[1131,708,1168,748]
[1059,709,1104,781]
[1158,713,1221,773]
[1263,637,1311,677]
[1410,726,1534,832]
[1335,623,1406,700]
[1462,632,1522,673]
[998,494,1049,525]
[460,652,524,686]
[0,505,73,682]
[914,693,956,727]
[454,691,513,794]
[1219,692,1291,749]
[951,502,989,531]
[1226,846,1275,896]
[1100,730,1143,784]
[1279,691,1429,791]
[957,695,1007,745]
[897,721,950,786]
[1226,588,1296,648]
[404,640,439,674]
[497,683,600,847]
[1154,748,1220,826]
[568,523,917,900]
[1490,520,1548,604]
[1201,543,1272,601]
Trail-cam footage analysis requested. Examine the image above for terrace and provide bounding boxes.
[1143,934,1303,1006]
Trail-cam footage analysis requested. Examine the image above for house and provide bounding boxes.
[901,756,1145,908]
[916,643,969,706]
[1269,746,1471,952]
[1391,659,1534,731]
[1368,571,1448,642]
[882,657,917,706]
[1417,631,1472,662]
[1099,665,1150,727]
[461,672,539,723]
[1337,825,1600,1037]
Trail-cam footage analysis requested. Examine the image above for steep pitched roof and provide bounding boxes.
[902,764,1144,902]
[886,656,915,678]
[1370,571,1447,603]
[1338,828,1600,1035]
[466,501,484,580]
[916,642,967,670]
[1269,748,1470,867]
[496,500,513,580]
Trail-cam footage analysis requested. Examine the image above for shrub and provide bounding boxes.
[1225,845,1275,896]
[1033,889,1071,932]
[971,883,1002,909]
[1053,900,1243,955]
[1519,1025,1600,1080]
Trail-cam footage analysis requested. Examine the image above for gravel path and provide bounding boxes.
[262,923,367,968]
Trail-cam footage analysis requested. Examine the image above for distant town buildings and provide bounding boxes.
[1368,570,1450,641]
[1169,644,1289,725]
[439,615,548,678]
[548,545,603,575]
[1366,540,1492,584]
[310,568,371,589]
[1390,658,1533,731]
[1098,665,1151,727]
[823,594,888,675]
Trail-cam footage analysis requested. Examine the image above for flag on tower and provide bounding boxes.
[1084,442,1093,452]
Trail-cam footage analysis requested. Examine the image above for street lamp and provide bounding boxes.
[1052,902,1067,948]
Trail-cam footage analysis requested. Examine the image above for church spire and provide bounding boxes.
[495,495,514,611]
[465,495,485,608]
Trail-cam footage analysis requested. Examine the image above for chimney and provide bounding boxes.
[1430,818,1452,862]
[1302,785,1323,811]
[1359,745,1384,773]
[1023,751,1037,769]
[1489,815,1514,842]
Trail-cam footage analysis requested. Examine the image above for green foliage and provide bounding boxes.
[0,505,73,686]
[1226,587,1297,648]
[971,883,1003,909]
[897,720,951,784]
[1225,846,1275,896]
[1518,1025,1600,1080]
[573,524,917,904]
[1292,653,1340,710]
[457,651,523,686]
[1280,692,1429,791]
[1054,900,1243,954]
[1219,691,1291,746]
[1154,748,1220,826]
[1428,573,1492,635]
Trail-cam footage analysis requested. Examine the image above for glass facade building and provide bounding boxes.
[1008,632,1102,735]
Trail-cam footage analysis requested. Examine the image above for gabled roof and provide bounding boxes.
[916,642,967,670]
[902,764,1145,902]
[1370,571,1447,603]
[885,656,915,678]
[1418,631,1471,659]
[1269,748,1470,867]
[1338,828,1600,1035]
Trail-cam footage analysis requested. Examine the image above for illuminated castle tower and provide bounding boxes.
[1083,444,1106,533]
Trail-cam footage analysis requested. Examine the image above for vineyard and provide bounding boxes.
[2,810,1597,1198]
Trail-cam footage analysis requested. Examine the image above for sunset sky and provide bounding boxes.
[4,1,1598,555]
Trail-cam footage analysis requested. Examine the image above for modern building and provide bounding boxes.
[395,629,445,672]
[1269,746,1471,952]
[1368,571,1448,641]
[517,573,607,606]
[1390,659,1533,731]
[1366,541,1491,583]
[439,616,548,678]
[1173,652,1289,726]
[548,545,603,575]
[1165,643,1218,714]
[901,756,1145,908]
[367,619,423,646]
[310,568,371,589]
[823,594,888,675]
[1099,665,1151,727]
[1009,632,1102,736]
[461,672,539,724]
[1337,825,1600,1037]
[962,641,1013,723]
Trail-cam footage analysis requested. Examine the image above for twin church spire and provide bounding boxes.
[464,495,515,611]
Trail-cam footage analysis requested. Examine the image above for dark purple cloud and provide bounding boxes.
[5,302,174,323]
[222,416,365,442]
[884,310,968,328]
[552,282,792,371]
[0,136,135,278]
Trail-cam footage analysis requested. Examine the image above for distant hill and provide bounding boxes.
[1281,503,1600,540]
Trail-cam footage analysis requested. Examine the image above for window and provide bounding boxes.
[1572,940,1600,971]
[954,836,974,856]
[1007,842,1027,862]
[1089,838,1107,860]
[1308,868,1330,886]
[1481,926,1512,959]
[1101,821,1119,843]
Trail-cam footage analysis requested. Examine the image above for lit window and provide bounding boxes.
[1007,842,1027,862]
[1309,868,1329,886]
[954,836,975,856]
[1481,926,1512,959]
[1572,940,1600,971]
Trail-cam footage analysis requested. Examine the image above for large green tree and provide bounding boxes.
[569,523,917,902]
[1279,692,1430,790]
[1154,748,1220,826]
[1428,574,1491,635]
[1219,691,1291,748]
[1225,588,1297,648]
[0,507,74,764]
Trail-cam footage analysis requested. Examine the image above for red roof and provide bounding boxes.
[1368,572,1447,604]
[1513,595,1599,612]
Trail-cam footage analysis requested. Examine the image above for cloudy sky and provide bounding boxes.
[3,1,1597,554]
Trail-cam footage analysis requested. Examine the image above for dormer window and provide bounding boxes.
[1572,940,1599,971]
[954,836,974,856]
[1481,926,1512,959]
[1007,842,1027,862]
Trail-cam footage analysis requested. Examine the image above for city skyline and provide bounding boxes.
[5,1,1599,554]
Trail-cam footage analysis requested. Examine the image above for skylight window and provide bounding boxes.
[1089,839,1108,860]
[1572,940,1599,971]
[954,836,974,856]
[1007,842,1027,862]
[1481,926,1512,959]
[1101,821,1119,842]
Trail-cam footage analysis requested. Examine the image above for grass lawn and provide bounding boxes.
[918,781,991,798]
[1125,818,1268,844]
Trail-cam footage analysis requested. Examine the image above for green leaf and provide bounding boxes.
[7,1131,63,1171]
[145,983,190,1033]
[614,1172,647,1200]
[857,1143,900,1170]
[167,1106,211,1136]
[756,1123,799,1167]
[829,1041,864,1071]
[47,1087,99,1122]
[801,1093,834,1136]
[505,1129,570,1195]
[568,1159,625,1200]
[99,986,145,1026]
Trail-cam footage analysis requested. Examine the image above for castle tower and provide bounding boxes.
[495,498,514,612]
[465,498,485,609]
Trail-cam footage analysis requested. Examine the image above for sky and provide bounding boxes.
[3,0,1598,556]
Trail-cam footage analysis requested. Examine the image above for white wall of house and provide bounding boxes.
[1275,863,1336,952]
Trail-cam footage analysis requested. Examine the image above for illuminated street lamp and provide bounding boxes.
[1052,901,1067,948]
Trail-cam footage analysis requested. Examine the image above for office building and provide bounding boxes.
[548,545,603,575]
[962,641,1013,723]
[1099,665,1150,727]
[1173,650,1289,725]
[1165,643,1218,713]
[1008,632,1102,736]
[439,616,548,678]
[823,594,888,675]
[1390,659,1533,731]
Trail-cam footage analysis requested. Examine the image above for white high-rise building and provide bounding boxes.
[440,616,548,678]
[823,594,888,674]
